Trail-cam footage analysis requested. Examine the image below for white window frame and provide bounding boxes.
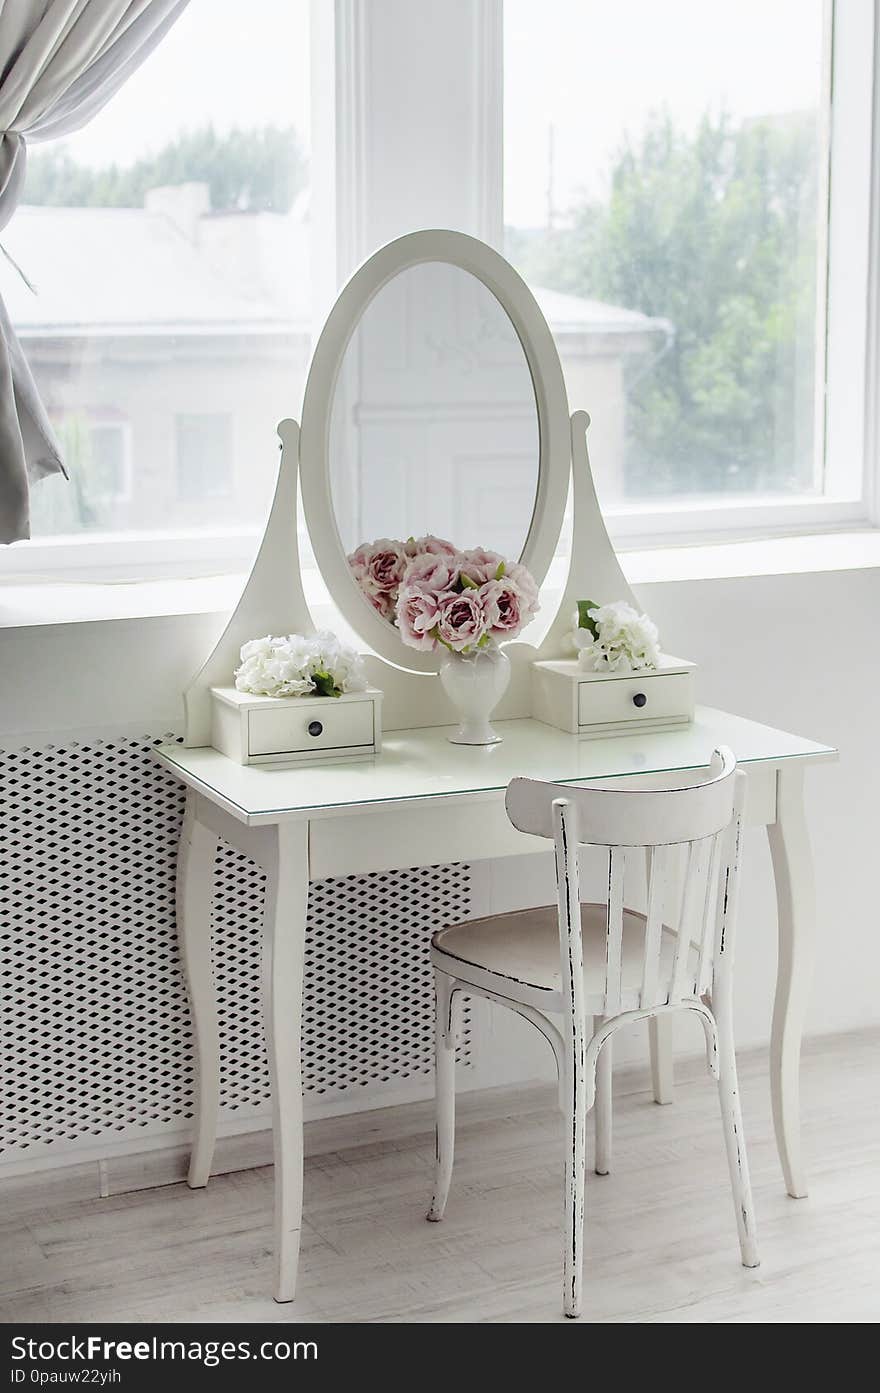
[0,0,878,590]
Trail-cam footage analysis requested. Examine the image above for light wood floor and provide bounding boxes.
[2,1028,878,1324]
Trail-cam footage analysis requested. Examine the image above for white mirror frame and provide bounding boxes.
[299,229,571,674]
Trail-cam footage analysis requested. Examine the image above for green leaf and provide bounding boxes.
[576,599,600,638]
[311,669,341,698]
[495,561,506,580]
[477,632,491,648]
[460,572,479,589]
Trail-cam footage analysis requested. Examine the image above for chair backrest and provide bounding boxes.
[505,748,744,1021]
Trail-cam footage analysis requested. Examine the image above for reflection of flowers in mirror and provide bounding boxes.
[235,632,368,699]
[569,600,661,673]
[347,535,456,621]
[347,535,540,654]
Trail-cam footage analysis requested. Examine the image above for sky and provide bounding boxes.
[44,0,824,229]
[51,0,312,166]
[504,0,825,226]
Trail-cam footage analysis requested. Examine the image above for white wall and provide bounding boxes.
[648,566,874,1041]
[0,611,224,739]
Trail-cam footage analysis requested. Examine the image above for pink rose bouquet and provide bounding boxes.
[347,536,539,654]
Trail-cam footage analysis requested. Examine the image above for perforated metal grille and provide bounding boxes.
[303,866,472,1094]
[0,734,473,1166]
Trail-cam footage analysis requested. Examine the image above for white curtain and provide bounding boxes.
[0,0,190,543]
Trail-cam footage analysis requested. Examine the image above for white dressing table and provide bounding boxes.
[158,230,836,1303]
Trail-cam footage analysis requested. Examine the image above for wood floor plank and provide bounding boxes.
[1,1029,878,1323]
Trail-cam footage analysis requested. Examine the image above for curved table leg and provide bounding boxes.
[767,764,815,1199]
[262,820,309,1303]
[177,791,220,1189]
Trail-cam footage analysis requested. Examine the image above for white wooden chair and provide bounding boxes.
[426,748,759,1319]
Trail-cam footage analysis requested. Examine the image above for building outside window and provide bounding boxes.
[175,414,234,504]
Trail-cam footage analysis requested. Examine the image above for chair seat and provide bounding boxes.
[431,903,696,1015]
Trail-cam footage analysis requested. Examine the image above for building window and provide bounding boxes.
[176,414,234,502]
[504,0,874,536]
[89,422,132,503]
[28,415,132,535]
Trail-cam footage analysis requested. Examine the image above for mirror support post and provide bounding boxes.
[182,419,315,747]
[536,412,638,660]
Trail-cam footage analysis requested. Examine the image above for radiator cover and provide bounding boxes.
[0,732,473,1171]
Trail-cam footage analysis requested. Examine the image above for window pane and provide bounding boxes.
[6,0,310,542]
[504,0,826,507]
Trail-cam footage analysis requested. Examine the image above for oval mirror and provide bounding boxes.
[299,230,570,672]
[330,261,539,570]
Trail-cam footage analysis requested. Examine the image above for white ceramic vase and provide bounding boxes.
[438,644,511,745]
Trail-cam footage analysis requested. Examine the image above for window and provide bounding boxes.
[176,415,234,502]
[2,0,311,570]
[2,0,877,589]
[504,0,876,538]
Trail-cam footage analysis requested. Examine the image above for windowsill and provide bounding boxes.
[2,529,880,631]
[622,528,880,584]
[0,574,247,628]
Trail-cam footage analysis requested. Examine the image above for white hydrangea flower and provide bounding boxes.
[573,601,661,673]
[234,631,367,698]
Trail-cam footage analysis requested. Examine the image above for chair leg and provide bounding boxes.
[594,1023,612,1175]
[563,1046,588,1318]
[427,970,456,1222]
[715,1006,760,1268]
[649,1015,675,1104]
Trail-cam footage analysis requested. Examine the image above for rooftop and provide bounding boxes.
[2,204,305,337]
[1,189,668,343]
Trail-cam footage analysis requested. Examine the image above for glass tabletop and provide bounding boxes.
[154,708,835,823]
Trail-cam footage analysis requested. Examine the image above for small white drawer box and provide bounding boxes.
[531,655,695,738]
[211,686,383,765]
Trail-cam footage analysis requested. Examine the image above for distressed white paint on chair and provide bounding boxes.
[428,748,759,1319]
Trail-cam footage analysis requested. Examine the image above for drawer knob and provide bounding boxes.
[307,720,324,737]
[632,692,647,709]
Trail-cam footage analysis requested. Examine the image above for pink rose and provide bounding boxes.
[480,578,529,638]
[396,583,441,650]
[347,544,371,588]
[404,534,457,559]
[347,542,371,569]
[436,589,488,652]
[504,559,540,611]
[458,547,506,586]
[363,540,406,595]
[365,588,394,621]
[402,550,460,594]
[347,538,406,599]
